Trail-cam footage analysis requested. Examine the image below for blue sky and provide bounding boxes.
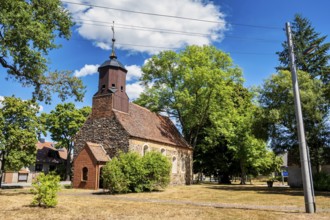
[1,0,329,114]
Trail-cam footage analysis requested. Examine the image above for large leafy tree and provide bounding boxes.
[0,96,42,187]
[136,45,273,184]
[135,45,243,148]
[205,85,274,184]
[276,14,330,96]
[259,70,330,172]
[0,0,85,103]
[42,103,91,181]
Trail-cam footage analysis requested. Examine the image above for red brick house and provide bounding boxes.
[73,38,193,190]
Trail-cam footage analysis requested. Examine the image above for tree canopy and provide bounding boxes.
[41,103,91,180]
[276,14,330,97]
[135,45,274,183]
[259,70,330,171]
[0,96,42,186]
[0,0,85,103]
[135,45,243,148]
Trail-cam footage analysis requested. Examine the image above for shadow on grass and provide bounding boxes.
[206,184,330,197]
[0,190,32,196]
[92,189,165,196]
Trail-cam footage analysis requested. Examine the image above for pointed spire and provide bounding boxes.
[110,21,117,59]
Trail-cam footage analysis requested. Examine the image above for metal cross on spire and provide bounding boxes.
[110,21,117,59]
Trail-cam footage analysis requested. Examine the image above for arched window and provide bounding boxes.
[161,148,166,155]
[181,157,185,172]
[172,156,177,174]
[143,145,149,156]
[82,167,88,181]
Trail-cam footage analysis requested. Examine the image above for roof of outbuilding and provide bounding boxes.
[113,103,191,149]
[86,142,110,162]
[36,141,67,163]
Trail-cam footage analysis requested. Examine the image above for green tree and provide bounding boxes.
[259,70,330,172]
[31,172,61,207]
[42,103,91,181]
[136,45,271,184]
[0,96,42,187]
[276,14,330,96]
[207,86,271,184]
[135,45,243,148]
[0,0,85,103]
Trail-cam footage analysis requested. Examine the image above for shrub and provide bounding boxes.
[313,172,330,191]
[102,157,129,194]
[142,151,171,191]
[102,151,171,194]
[31,172,61,207]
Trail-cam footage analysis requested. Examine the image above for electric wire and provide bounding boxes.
[67,37,276,55]
[74,18,281,43]
[62,1,282,30]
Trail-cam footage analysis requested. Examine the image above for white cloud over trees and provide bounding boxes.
[64,0,227,54]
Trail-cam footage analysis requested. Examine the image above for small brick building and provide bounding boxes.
[73,45,193,190]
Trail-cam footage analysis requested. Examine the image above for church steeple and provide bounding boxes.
[92,22,129,116]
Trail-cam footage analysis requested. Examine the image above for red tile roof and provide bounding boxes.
[86,142,110,162]
[36,141,68,163]
[113,103,191,149]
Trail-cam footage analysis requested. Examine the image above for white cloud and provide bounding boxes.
[74,64,99,77]
[126,82,145,100]
[38,105,44,112]
[65,0,227,54]
[125,65,143,82]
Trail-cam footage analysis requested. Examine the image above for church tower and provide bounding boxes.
[92,24,129,118]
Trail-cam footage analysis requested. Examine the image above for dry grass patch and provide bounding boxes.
[0,183,329,220]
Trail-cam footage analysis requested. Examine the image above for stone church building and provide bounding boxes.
[73,42,193,190]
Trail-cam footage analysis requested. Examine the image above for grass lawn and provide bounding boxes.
[0,183,329,220]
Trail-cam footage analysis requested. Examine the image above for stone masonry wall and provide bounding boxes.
[74,115,130,159]
[129,138,193,185]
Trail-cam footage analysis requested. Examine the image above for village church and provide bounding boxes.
[73,35,193,190]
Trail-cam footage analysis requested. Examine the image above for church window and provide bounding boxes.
[82,167,88,181]
[172,156,177,174]
[181,157,185,172]
[112,83,116,88]
[121,86,124,92]
[143,145,149,156]
[161,148,166,155]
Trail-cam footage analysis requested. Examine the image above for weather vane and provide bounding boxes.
[110,21,116,59]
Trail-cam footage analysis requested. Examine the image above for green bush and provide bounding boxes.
[102,157,129,194]
[142,151,171,191]
[31,172,61,207]
[313,172,330,191]
[102,151,171,194]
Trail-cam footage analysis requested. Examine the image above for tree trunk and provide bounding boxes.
[240,160,246,185]
[219,173,231,184]
[0,152,6,188]
[65,147,71,181]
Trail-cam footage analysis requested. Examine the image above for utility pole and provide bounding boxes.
[285,22,316,213]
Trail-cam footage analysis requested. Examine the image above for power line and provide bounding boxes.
[73,19,281,43]
[68,37,275,55]
[62,1,281,30]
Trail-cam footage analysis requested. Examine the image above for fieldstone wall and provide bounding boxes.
[74,115,130,159]
[129,138,193,185]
